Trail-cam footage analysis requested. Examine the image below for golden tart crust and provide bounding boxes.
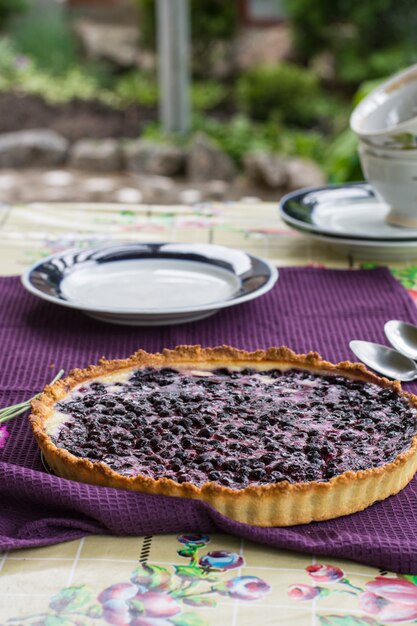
[29,345,417,527]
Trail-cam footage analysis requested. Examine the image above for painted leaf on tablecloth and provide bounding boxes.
[49,585,93,612]
[174,565,217,581]
[400,574,417,586]
[42,616,79,626]
[171,612,209,626]
[183,594,217,607]
[131,563,172,590]
[319,616,379,626]
[86,604,103,618]
[177,548,196,558]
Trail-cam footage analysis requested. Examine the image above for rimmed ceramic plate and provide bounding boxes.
[280,182,417,242]
[22,242,278,326]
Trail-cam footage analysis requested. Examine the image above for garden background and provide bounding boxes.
[0,0,416,204]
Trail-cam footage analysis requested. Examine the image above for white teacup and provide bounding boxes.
[360,138,417,160]
[359,146,417,228]
[351,64,417,149]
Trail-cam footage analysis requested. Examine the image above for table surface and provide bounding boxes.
[2,200,417,626]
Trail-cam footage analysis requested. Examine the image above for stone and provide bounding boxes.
[235,24,292,70]
[84,177,117,194]
[43,170,74,187]
[285,158,326,191]
[179,189,203,205]
[74,20,140,67]
[124,140,186,177]
[244,151,288,189]
[187,134,236,182]
[0,172,17,190]
[0,129,68,168]
[69,139,123,172]
[113,187,144,204]
[141,175,177,203]
[205,179,229,200]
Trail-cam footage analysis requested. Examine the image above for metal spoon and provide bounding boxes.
[349,339,417,381]
[385,319,417,361]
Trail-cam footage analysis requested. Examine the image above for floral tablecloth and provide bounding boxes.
[1,200,417,626]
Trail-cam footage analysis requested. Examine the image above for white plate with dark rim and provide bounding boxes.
[22,242,278,326]
[279,182,417,260]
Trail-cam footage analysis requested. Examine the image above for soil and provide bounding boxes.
[0,92,157,141]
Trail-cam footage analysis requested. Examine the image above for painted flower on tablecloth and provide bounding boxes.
[288,583,321,600]
[199,550,244,571]
[0,425,9,449]
[216,575,271,600]
[130,591,181,618]
[306,563,344,584]
[9,534,271,626]
[178,534,210,546]
[130,564,171,592]
[358,577,417,623]
[287,562,417,625]
[99,587,183,625]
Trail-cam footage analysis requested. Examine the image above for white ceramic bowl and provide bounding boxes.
[359,146,417,227]
[351,64,417,148]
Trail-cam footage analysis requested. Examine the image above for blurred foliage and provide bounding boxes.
[137,0,238,48]
[236,62,325,125]
[0,0,409,186]
[137,0,238,75]
[283,0,417,83]
[114,71,158,107]
[143,114,327,167]
[191,81,228,111]
[0,36,113,103]
[114,71,227,111]
[324,129,363,183]
[0,0,26,30]
[0,36,228,113]
[10,10,78,75]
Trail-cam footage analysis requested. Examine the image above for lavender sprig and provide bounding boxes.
[0,369,65,424]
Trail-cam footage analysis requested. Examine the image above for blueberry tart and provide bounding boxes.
[29,346,417,526]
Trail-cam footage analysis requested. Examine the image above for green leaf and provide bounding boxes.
[183,595,216,608]
[319,616,379,626]
[49,586,93,613]
[171,612,210,626]
[177,549,196,558]
[43,617,78,626]
[400,574,417,586]
[174,565,216,581]
[86,604,103,618]
[131,564,172,590]
[130,599,145,613]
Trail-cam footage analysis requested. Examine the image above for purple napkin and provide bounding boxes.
[2,267,417,573]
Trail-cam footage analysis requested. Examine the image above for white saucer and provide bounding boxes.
[280,183,417,260]
[22,242,278,325]
[280,183,417,241]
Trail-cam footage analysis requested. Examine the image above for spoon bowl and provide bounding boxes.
[385,319,417,361]
[349,339,417,381]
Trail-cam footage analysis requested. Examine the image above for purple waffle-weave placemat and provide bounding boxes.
[2,267,417,572]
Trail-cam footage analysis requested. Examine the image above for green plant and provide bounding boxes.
[10,9,78,75]
[114,71,158,107]
[138,0,238,49]
[143,114,327,168]
[191,81,228,111]
[284,0,417,85]
[138,0,238,76]
[236,62,323,124]
[324,128,364,183]
[0,369,64,424]
[0,0,26,30]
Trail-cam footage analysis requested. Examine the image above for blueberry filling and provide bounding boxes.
[51,366,417,488]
